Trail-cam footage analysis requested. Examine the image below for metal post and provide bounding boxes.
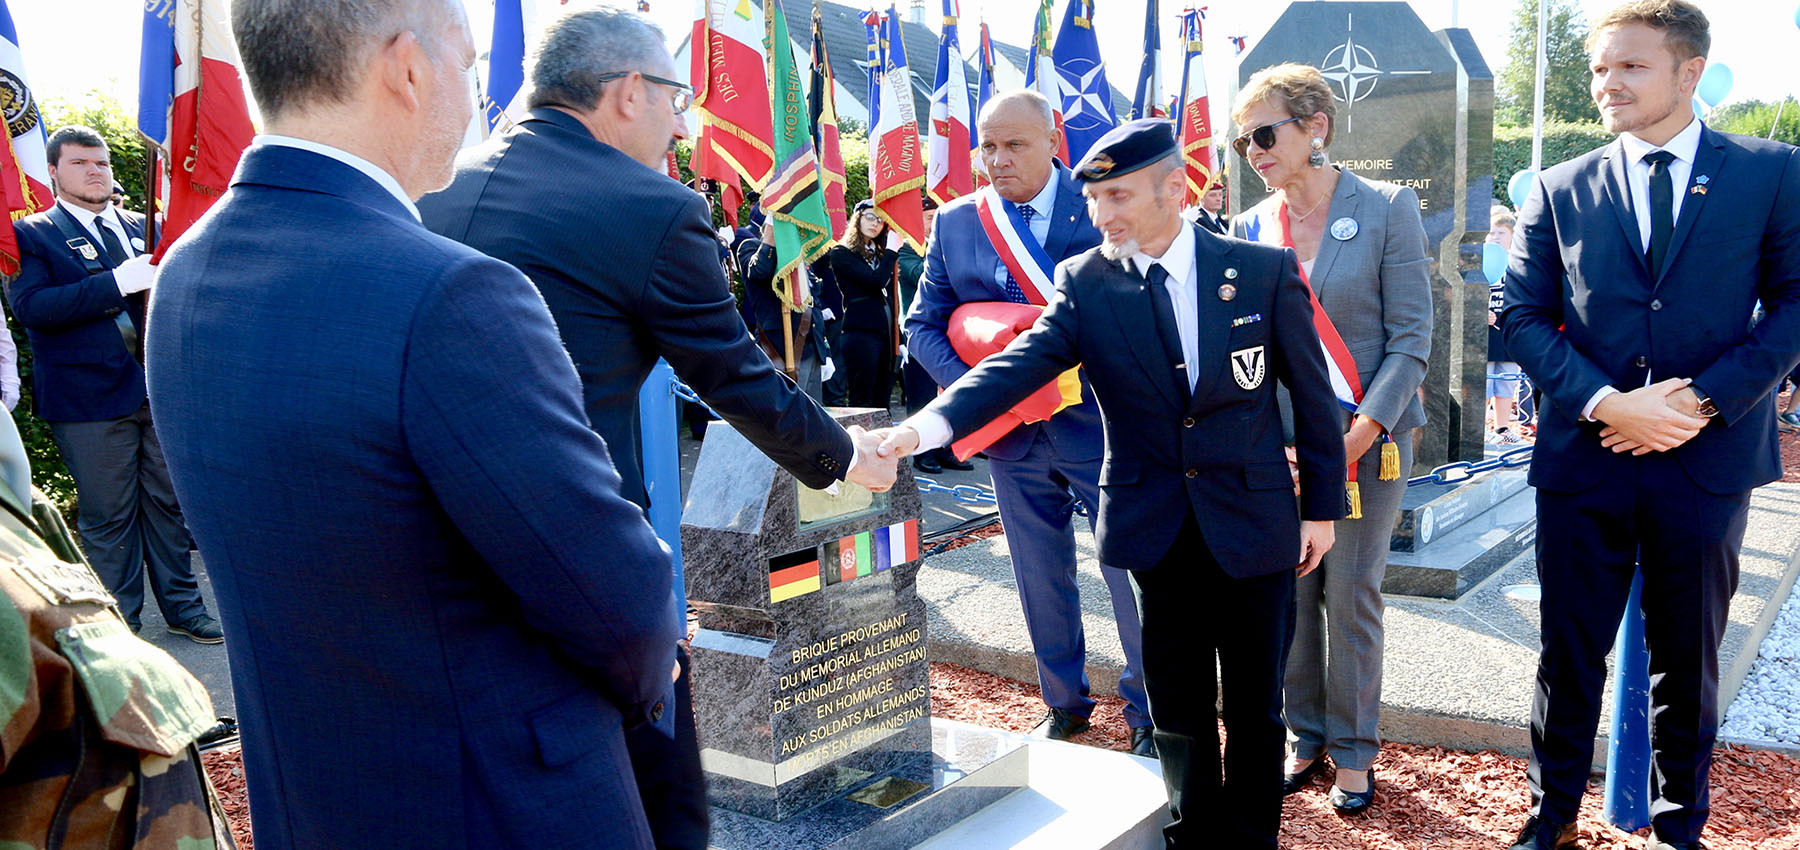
[638,358,686,610]
[1603,568,1652,830]
[1531,0,1548,170]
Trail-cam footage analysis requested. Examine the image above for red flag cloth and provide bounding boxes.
[153,0,253,262]
[689,0,774,227]
[945,301,1083,461]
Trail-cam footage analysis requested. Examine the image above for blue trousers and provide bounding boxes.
[988,431,1149,728]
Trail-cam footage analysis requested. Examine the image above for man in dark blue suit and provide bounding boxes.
[905,90,1154,754]
[880,119,1344,848]
[7,125,218,642]
[148,2,682,847]
[1501,3,1800,848]
[417,10,896,848]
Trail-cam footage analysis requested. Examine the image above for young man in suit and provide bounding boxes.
[7,126,219,643]
[1501,3,1800,848]
[148,1,686,847]
[417,9,897,847]
[879,119,1346,849]
[904,90,1155,754]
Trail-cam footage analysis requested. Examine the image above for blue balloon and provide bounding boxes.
[1483,241,1508,285]
[1697,62,1732,106]
[1507,169,1536,209]
[1795,2,1799,30]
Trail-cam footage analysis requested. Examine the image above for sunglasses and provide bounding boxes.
[1231,116,1303,158]
[595,71,693,114]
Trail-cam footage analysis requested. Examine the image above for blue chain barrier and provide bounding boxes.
[913,475,999,505]
[669,379,717,418]
[1406,446,1535,486]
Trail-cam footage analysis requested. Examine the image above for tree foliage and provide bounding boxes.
[1492,122,1615,206]
[1497,0,1595,127]
[1708,98,1800,146]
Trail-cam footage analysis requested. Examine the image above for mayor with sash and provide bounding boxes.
[904,90,1153,754]
[1231,63,1434,818]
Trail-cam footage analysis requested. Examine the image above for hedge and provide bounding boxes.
[1492,122,1615,207]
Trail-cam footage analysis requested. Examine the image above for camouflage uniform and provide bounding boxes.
[0,483,235,849]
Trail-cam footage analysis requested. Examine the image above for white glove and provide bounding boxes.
[820,357,837,383]
[113,255,156,296]
[820,308,836,322]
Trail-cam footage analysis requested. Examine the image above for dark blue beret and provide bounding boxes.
[1072,118,1179,183]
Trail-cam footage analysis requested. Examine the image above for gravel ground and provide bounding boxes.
[1719,428,1800,746]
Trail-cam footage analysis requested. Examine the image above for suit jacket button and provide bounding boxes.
[1185,469,1198,479]
[651,701,665,722]
[1182,418,1195,428]
[1634,355,1648,367]
[1650,299,1662,311]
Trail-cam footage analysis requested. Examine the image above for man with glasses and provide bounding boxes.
[419,8,896,848]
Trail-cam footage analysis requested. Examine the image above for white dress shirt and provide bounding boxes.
[257,134,421,222]
[1581,118,1704,420]
[991,173,1060,290]
[1132,226,1201,391]
[59,200,139,258]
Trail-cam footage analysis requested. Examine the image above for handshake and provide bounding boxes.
[840,425,925,493]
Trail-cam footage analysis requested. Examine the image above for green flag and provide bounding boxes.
[761,3,833,311]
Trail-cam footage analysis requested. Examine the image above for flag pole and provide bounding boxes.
[141,140,160,252]
[781,270,798,379]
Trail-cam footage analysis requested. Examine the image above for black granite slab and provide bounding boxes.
[682,409,935,820]
[1383,486,1537,599]
[708,720,1030,850]
[1234,2,1494,471]
[1390,466,1529,552]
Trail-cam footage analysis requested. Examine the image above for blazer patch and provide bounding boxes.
[1231,345,1266,390]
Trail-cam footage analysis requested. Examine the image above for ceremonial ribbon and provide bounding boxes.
[974,187,1057,306]
[1256,202,1399,518]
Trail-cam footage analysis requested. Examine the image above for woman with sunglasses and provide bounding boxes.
[1229,63,1434,817]
[829,200,901,409]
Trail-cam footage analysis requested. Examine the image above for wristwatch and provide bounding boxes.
[1690,385,1719,418]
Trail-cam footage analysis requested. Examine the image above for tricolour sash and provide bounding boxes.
[974,187,1057,306]
[1245,202,1398,518]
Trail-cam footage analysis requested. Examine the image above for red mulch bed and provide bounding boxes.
[928,661,1800,849]
[202,747,253,849]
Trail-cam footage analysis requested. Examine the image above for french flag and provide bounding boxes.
[0,0,52,276]
[138,0,254,262]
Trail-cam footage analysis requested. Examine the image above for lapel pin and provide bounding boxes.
[1690,185,1707,196]
[1224,267,1239,280]
[1218,283,1238,301]
[1230,313,1263,327]
[1330,217,1359,241]
[1696,174,1710,184]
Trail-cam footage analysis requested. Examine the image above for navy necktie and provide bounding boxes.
[92,216,128,266]
[1002,204,1039,304]
[1143,263,1189,398]
[1643,150,1675,277]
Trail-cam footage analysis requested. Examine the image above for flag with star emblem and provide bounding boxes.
[870,6,927,250]
[926,0,972,205]
[1176,6,1219,203]
[1022,0,1068,163]
[1051,0,1115,165]
[1129,0,1164,120]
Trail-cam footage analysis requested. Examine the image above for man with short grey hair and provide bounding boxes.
[419,7,897,847]
[148,1,685,847]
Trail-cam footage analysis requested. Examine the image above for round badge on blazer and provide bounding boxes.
[1330,217,1359,241]
[1218,283,1237,301]
[1223,267,1239,280]
[130,237,146,252]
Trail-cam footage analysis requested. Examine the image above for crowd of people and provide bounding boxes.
[1,1,1794,849]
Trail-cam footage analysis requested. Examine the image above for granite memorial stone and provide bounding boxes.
[681,408,934,821]
[1234,1,1494,470]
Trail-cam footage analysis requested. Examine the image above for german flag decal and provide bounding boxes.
[769,547,821,603]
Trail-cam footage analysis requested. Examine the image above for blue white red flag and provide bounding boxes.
[1229,35,1248,55]
[0,0,51,276]
[1051,0,1115,165]
[871,6,926,250]
[1175,5,1218,203]
[926,0,972,205]
[1022,0,1068,163]
[485,0,526,132]
[1130,0,1163,120]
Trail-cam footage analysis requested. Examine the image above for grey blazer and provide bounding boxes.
[1233,167,1433,434]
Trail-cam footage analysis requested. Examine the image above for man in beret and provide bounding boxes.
[874,118,1345,848]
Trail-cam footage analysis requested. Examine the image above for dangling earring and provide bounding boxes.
[1308,137,1327,168]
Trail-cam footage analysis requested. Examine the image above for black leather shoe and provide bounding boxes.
[1508,817,1578,850]
[1328,769,1375,816]
[168,614,225,644]
[1129,726,1157,758]
[1645,836,1707,850]
[913,454,943,474]
[1281,755,1329,795]
[938,452,975,471]
[1031,707,1090,741]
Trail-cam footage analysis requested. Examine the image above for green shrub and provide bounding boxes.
[1492,122,1615,206]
